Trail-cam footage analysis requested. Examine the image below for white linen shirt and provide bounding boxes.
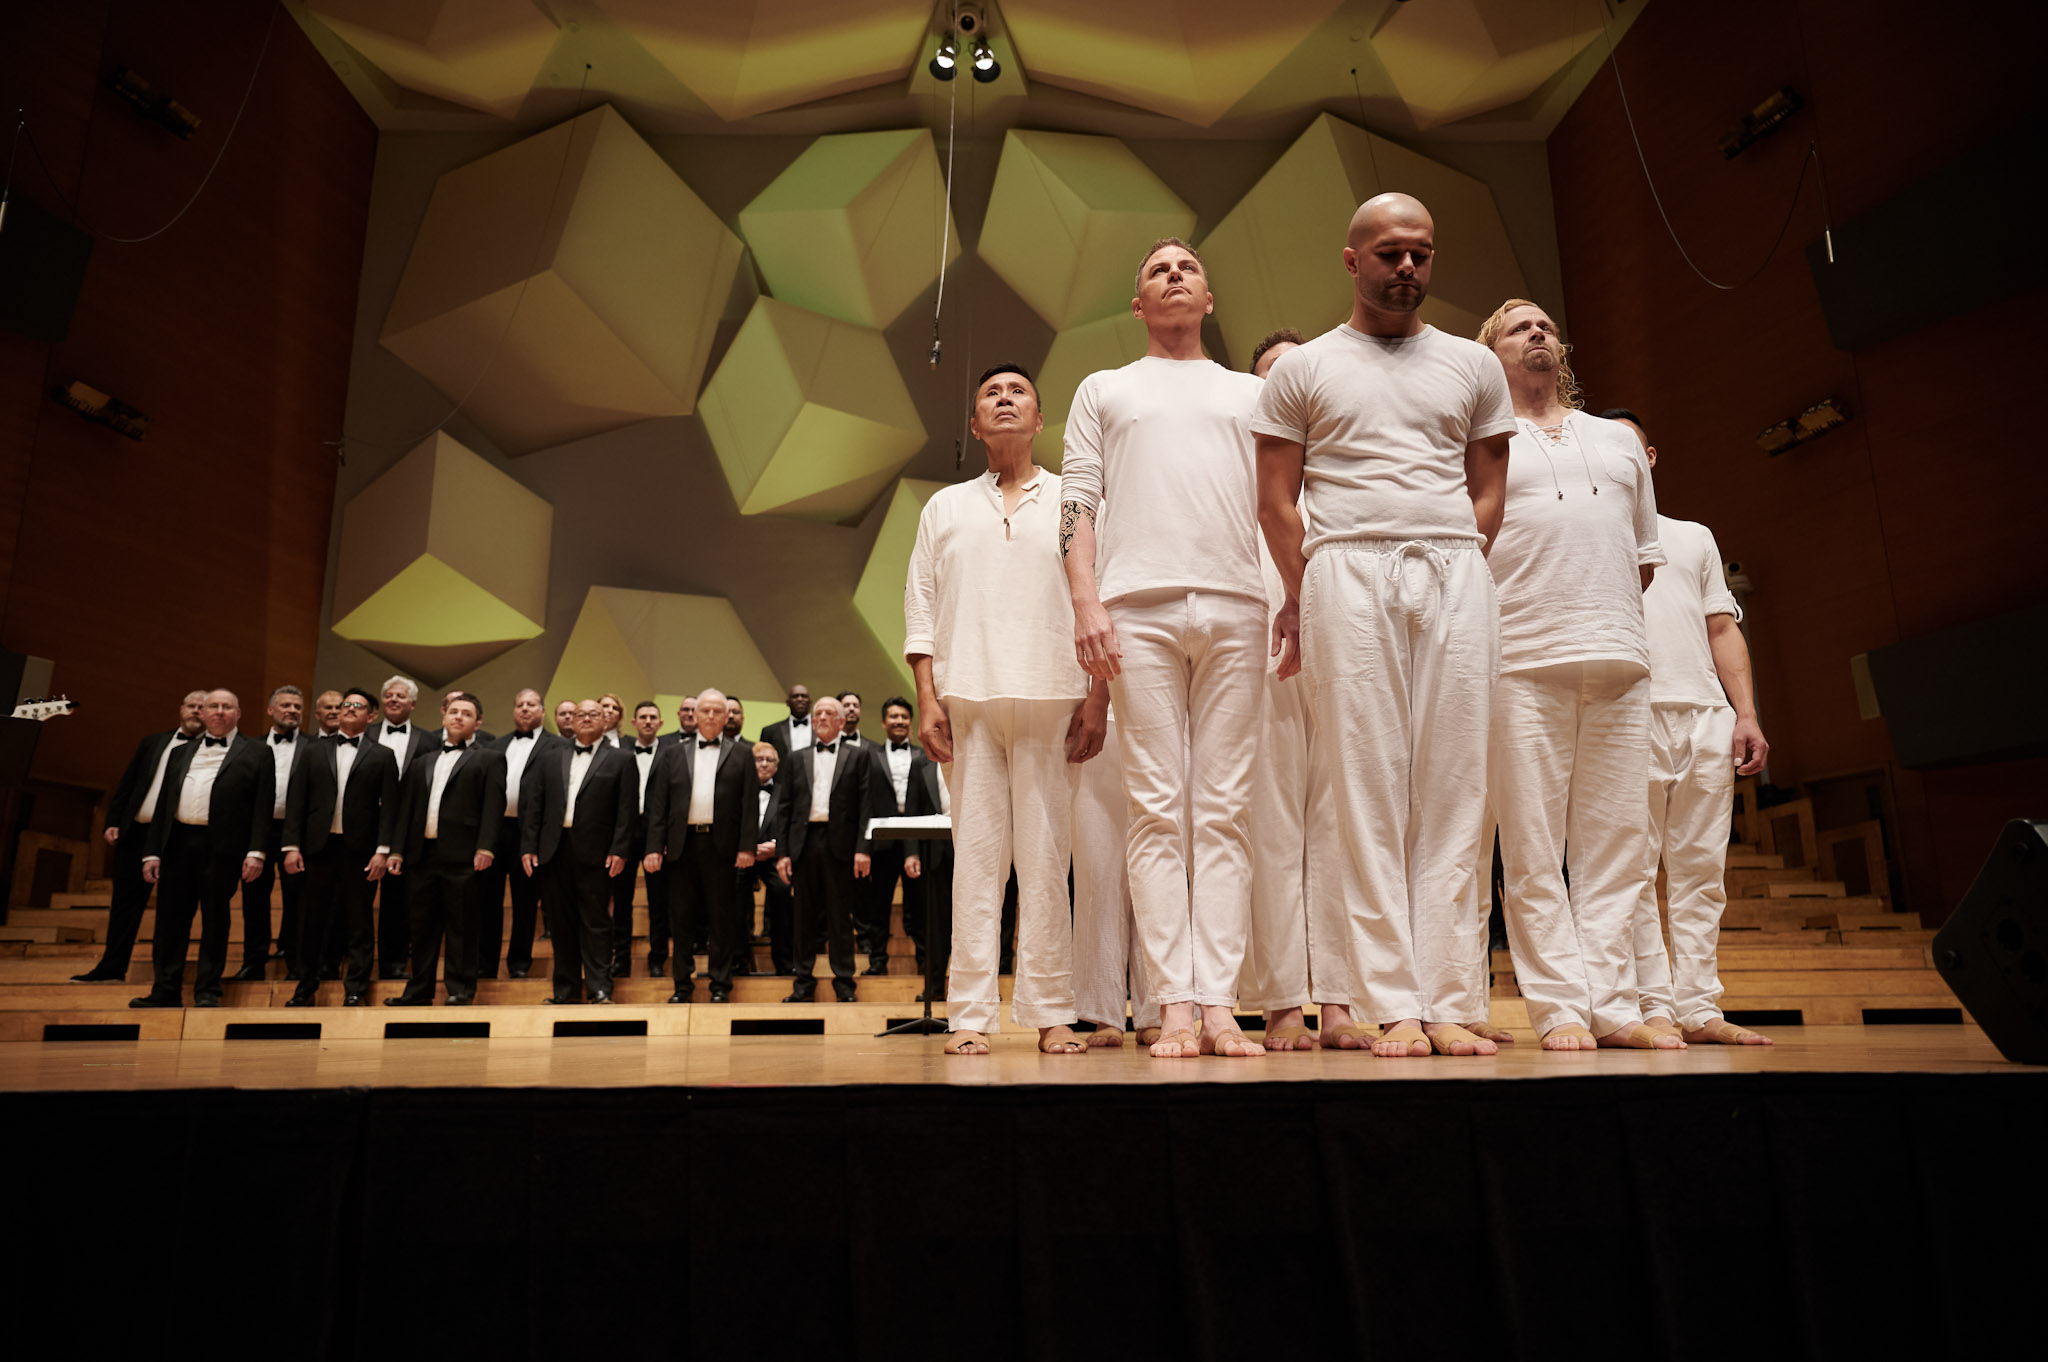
[1645,515,1740,708]
[903,468,1088,704]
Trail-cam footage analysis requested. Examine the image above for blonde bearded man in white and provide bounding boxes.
[1255,193,1514,1059]
[1603,407,1774,1047]
[907,363,1106,1056]
[1062,238,1268,1060]
[1479,299,1674,1051]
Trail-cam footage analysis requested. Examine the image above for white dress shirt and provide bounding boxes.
[632,742,657,814]
[330,739,358,837]
[686,739,721,824]
[378,720,413,765]
[176,733,235,824]
[757,783,775,838]
[422,742,466,840]
[135,732,191,824]
[502,728,542,816]
[563,744,595,827]
[808,743,838,822]
[267,729,296,818]
[886,740,913,812]
[786,715,811,752]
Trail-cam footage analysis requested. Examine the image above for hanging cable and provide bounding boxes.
[1599,23,1834,289]
[930,4,960,370]
[0,109,23,236]
[1347,67,1383,189]
[331,63,596,458]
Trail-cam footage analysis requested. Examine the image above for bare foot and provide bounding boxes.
[1319,1002,1372,1051]
[1085,1027,1124,1049]
[1373,1019,1430,1057]
[1263,1005,1315,1051]
[1641,1014,1686,1047]
[1597,1022,1685,1050]
[1135,1025,1163,1047]
[1542,1023,1598,1051]
[1149,1027,1200,1058]
[1684,1018,1774,1046]
[1038,1025,1084,1053]
[944,1030,989,1055]
[1465,1020,1516,1046]
[1423,1022,1498,1056]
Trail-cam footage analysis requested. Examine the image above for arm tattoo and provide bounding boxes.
[1059,500,1094,560]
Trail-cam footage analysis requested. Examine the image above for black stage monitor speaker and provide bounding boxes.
[1933,820,2048,1064]
[0,198,95,343]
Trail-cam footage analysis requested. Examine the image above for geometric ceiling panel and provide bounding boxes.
[305,0,560,118]
[697,297,928,524]
[1031,311,1149,471]
[380,104,744,455]
[977,130,1196,332]
[545,586,782,731]
[1198,113,1527,367]
[1372,0,1607,131]
[851,478,948,691]
[331,430,552,685]
[585,0,932,120]
[738,129,962,329]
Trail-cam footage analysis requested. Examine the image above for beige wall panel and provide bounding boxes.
[546,587,782,717]
[851,478,948,689]
[1372,0,1606,131]
[307,0,558,118]
[1031,311,1150,470]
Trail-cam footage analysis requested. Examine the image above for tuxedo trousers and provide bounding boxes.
[1106,588,1264,1009]
[1491,659,1653,1037]
[666,833,744,989]
[645,865,671,967]
[541,852,614,1000]
[295,841,380,997]
[375,873,410,974]
[1634,703,1738,1030]
[241,817,302,970]
[1299,539,1497,1026]
[147,823,239,1003]
[945,697,1079,1035]
[749,862,795,973]
[1071,717,1158,1032]
[96,820,154,975]
[399,851,480,1003]
[608,862,637,976]
[791,836,858,986]
[474,816,541,978]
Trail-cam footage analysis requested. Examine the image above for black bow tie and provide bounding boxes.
[386,724,407,736]
[573,745,593,756]
[698,739,719,749]
[637,744,657,755]
[890,740,910,751]
[202,736,227,748]
[815,741,837,754]
[441,742,466,753]
[336,736,360,748]
[272,732,294,745]
[511,729,535,740]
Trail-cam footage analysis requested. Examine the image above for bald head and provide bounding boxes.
[694,688,729,739]
[810,695,845,745]
[1344,193,1435,335]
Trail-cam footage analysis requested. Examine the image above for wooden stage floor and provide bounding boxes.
[0,1023,2022,1092]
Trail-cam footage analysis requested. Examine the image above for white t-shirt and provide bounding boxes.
[1059,355,1266,604]
[1645,514,1739,708]
[1491,412,1665,673]
[904,468,1089,703]
[1250,324,1516,551]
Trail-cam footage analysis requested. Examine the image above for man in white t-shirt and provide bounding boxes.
[1478,299,1671,1050]
[1061,238,1268,1059]
[1603,408,1774,1046]
[1254,194,1515,1058]
[908,363,1105,1056]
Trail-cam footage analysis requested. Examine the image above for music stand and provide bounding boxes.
[866,815,951,1036]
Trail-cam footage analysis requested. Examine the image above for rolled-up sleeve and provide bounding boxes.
[1700,526,1740,620]
[902,500,940,660]
[1632,441,1666,568]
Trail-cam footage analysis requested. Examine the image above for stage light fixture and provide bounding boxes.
[929,36,958,81]
[106,66,201,140]
[1755,396,1849,455]
[50,379,149,440]
[971,37,1000,82]
[1720,87,1804,159]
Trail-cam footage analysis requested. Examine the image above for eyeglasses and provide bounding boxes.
[340,701,371,711]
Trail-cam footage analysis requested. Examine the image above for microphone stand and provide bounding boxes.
[868,817,949,1037]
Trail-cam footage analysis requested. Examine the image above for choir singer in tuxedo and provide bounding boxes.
[386,693,504,1006]
[280,688,399,1006]
[478,688,561,979]
[643,689,758,1004]
[131,690,273,1009]
[521,699,636,1004]
[772,695,887,1004]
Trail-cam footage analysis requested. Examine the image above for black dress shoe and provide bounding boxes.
[343,993,367,1007]
[589,991,613,1004]
[284,967,303,982]
[129,994,178,1009]
[833,987,859,1005]
[285,993,316,1008]
[230,963,267,982]
[445,994,473,1007]
[667,990,689,1004]
[383,995,429,1007]
[71,968,122,983]
[648,962,665,978]
[544,995,577,1005]
[781,988,816,1004]
[382,966,410,981]
[708,989,730,1004]
[861,961,887,976]
[194,995,221,1008]
[508,967,529,979]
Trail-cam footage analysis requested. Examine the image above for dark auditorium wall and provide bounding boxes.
[0,2,373,789]
[1547,0,2048,920]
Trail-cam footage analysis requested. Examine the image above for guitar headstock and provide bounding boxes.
[10,696,78,722]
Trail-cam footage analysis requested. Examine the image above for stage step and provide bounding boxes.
[1804,910,1927,931]
[1742,880,1847,898]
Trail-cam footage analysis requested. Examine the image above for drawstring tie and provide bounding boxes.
[1382,540,1452,625]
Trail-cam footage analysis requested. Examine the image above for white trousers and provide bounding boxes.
[1071,717,1158,1031]
[1107,588,1264,1008]
[1491,660,1653,1036]
[1238,664,1347,1010]
[1634,703,1736,1030]
[1299,539,1497,1024]
[944,697,1080,1034]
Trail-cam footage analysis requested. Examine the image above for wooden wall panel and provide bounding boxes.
[1548,0,2048,921]
[0,1,373,787]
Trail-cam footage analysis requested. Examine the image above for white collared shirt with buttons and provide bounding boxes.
[135,732,192,824]
[563,744,595,828]
[423,741,467,840]
[687,736,721,824]
[632,741,657,814]
[176,732,235,824]
[378,719,413,765]
[903,467,1088,704]
[808,742,838,822]
[267,728,296,818]
[886,740,913,812]
[502,728,543,816]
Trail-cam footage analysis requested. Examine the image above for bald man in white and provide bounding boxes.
[1062,238,1267,1060]
[1254,194,1514,1057]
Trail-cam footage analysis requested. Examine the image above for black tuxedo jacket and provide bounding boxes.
[872,739,930,816]
[397,743,507,866]
[142,733,274,860]
[282,736,400,857]
[267,731,323,825]
[905,753,952,868]
[109,729,189,828]
[772,740,888,863]
[520,742,637,866]
[759,716,815,763]
[644,734,759,865]
[491,728,567,818]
